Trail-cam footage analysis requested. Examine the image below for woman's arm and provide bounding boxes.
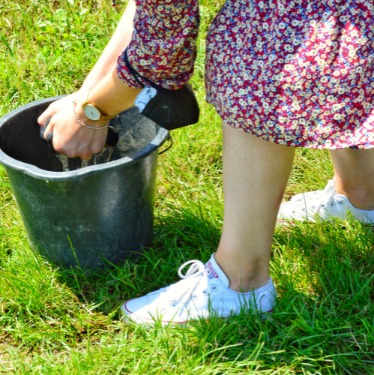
[79,0,136,94]
[37,1,138,160]
[38,0,199,160]
[38,0,137,126]
[80,0,200,117]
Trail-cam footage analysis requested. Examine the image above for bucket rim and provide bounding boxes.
[0,96,169,181]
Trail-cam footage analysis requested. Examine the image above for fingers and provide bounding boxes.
[37,94,76,127]
[38,96,108,159]
[38,108,54,128]
[38,100,60,127]
[51,126,108,159]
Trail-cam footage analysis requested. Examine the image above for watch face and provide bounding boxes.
[83,104,101,120]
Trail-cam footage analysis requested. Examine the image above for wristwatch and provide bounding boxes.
[82,102,107,121]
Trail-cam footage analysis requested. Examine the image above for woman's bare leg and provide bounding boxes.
[330,148,374,210]
[215,122,295,292]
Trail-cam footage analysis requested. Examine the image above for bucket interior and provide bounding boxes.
[0,101,63,171]
[0,99,160,172]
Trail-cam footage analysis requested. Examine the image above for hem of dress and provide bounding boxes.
[206,98,374,151]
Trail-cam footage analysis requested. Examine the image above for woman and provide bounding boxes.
[39,0,374,325]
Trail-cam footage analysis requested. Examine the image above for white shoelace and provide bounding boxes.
[162,260,208,313]
[177,260,205,279]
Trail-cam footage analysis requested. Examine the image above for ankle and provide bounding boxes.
[228,274,271,292]
[213,252,270,292]
[334,184,374,211]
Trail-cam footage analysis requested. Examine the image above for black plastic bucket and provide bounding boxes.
[0,97,169,269]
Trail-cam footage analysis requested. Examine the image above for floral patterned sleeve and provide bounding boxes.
[117,0,199,90]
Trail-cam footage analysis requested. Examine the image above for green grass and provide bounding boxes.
[0,1,373,373]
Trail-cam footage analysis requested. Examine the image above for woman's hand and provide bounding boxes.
[37,95,109,160]
[38,93,79,126]
[34,0,139,161]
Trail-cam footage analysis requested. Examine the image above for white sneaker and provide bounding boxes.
[121,254,276,325]
[278,180,374,224]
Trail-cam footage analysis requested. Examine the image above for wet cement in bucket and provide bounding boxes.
[41,107,160,172]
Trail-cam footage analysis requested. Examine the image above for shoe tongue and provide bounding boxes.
[325,179,336,195]
[205,255,229,287]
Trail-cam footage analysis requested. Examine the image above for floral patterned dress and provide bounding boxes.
[118,0,374,149]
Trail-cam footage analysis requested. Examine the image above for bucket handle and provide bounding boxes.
[158,133,173,155]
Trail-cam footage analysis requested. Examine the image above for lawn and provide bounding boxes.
[0,1,373,373]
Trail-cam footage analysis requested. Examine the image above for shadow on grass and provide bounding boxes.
[171,221,373,374]
[55,208,221,315]
[270,220,374,374]
[19,211,372,373]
